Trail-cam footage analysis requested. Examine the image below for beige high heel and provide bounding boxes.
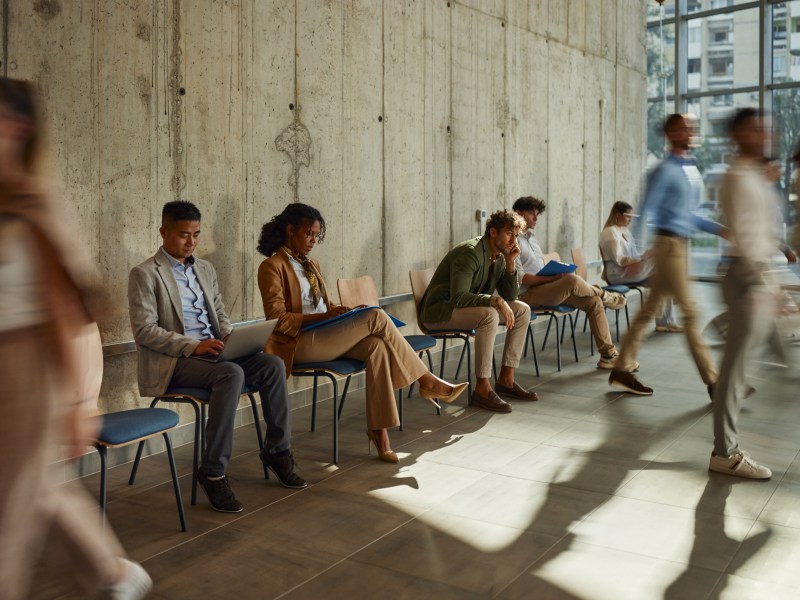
[366,430,399,463]
[419,381,469,404]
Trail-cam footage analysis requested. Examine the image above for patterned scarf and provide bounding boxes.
[282,245,322,308]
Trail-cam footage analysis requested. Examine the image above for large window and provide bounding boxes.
[646,0,800,277]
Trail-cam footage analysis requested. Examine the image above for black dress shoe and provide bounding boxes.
[197,469,243,513]
[260,450,308,489]
[494,382,539,401]
[471,390,512,413]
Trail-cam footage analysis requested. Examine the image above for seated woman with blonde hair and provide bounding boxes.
[600,200,680,332]
[257,203,467,463]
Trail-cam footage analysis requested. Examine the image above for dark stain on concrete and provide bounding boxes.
[33,0,62,20]
[137,74,151,108]
[136,22,150,42]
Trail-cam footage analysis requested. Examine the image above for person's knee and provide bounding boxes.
[511,300,531,324]
[477,307,500,330]
[256,352,286,379]
[215,362,245,387]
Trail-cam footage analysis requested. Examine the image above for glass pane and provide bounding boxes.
[648,23,676,99]
[684,93,757,277]
[647,1,674,22]
[685,8,760,91]
[773,0,800,83]
[772,87,800,233]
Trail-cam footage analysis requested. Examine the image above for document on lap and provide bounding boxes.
[301,305,405,331]
[537,260,577,277]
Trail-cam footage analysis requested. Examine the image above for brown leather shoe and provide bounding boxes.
[471,390,512,413]
[494,382,539,401]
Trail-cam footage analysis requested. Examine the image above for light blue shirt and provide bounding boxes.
[161,247,214,340]
[636,154,722,240]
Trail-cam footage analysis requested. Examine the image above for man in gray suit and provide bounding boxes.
[129,201,307,513]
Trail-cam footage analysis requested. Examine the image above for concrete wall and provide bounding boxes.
[2,0,646,415]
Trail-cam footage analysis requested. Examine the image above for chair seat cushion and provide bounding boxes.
[603,284,630,294]
[293,358,366,376]
[533,305,574,314]
[164,386,211,402]
[164,383,260,402]
[98,408,180,446]
[424,328,477,336]
[404,334,436,352]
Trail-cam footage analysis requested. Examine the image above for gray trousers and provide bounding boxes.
[170,352,291,476]
[713,260,773,456]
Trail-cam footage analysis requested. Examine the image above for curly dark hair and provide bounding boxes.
[484,209,526,237]
[512,196,546,214]
[257,203,326,257]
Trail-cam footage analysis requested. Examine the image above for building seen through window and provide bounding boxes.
[647,0,800,276]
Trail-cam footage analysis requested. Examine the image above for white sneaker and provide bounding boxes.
[709,451,772,479]
[101,559,153,600]
[602,291,627,310]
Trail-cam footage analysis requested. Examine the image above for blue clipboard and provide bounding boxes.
[537,260,577,277]
[301,305,406,332]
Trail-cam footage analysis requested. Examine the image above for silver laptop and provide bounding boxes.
[196,319,277,363]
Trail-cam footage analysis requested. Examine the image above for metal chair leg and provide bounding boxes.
[569,313,578,362]
[439,338,449,378]
[311,374,319,432]
[162,432,188,532]
[96,444,108,527]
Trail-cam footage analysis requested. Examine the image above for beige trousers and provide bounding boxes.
[615,235,717,383]
[0,326,124,600]
[519,273,616,356]
[295,309,428,429]
[423,300,530,379]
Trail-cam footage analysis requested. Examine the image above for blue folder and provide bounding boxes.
[537,260,577,277]
[301,305,405,332]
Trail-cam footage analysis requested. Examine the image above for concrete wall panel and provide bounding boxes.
[617,0,646,73]
[504,25,548,227]
[296,0,345,291]
[615,65,647,208]
[181,1,247,318]
[507,0,548,37]
[420,0,453,277]
[582,55,618,266]
[457,0,506,20]
[340,0,384,285]
[567,0,586,52]
[384,0,426,294]
[546,43,584,259]
[547,0,568,44]
[246,0,296,319]
[451,3,506,244]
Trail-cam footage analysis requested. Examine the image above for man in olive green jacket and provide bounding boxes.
[420,210,536,412]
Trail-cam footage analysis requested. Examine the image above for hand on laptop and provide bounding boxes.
[194,338,225,357]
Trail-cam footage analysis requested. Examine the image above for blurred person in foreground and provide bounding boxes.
[608,113,725,397]
[709,108,780,479]
[0,78,151,598]
[599,200,680,332]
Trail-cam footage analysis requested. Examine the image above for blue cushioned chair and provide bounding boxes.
[292,358,366,464]
[94,407,187,532]
[135,384,266,506]
[337,275,439,424]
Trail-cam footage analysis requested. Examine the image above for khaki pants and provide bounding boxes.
[295,309,428,429]
[0,326,124,600]
[615,235,717,384]
[424,300,530,380]
[519,273,615,357]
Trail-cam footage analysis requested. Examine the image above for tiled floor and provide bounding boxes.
[30,283,800,599]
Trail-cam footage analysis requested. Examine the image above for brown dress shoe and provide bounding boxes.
[471,390,512,413]
[494,382,539,401]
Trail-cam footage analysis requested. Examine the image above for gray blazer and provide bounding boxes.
[128,249,232,396]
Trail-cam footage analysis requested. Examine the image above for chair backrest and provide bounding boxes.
[597,244,610,283]
[74,322,104,410]
[542,251,560,264]
[337,275,380,307]
[409,268,435,327]
[571,247,588,280]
